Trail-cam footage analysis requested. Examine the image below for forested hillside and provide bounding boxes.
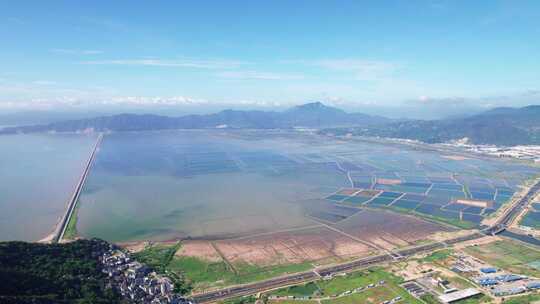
[0,239,123,304]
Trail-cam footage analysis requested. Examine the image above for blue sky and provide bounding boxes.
[1,0,539,114]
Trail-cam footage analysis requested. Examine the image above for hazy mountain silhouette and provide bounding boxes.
[0,102,389,133]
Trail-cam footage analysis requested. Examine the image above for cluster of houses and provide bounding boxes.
[101,246,193,304]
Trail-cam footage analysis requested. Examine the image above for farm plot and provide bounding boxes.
[366,191,402,206]
[333,209,451,250]
[306,200,360,224]
[213,226,374,267]
[341,190,381,205]
[392,199,422,210]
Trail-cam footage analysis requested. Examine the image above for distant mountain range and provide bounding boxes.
[2,102,540,146]
[324,105,540,146]
[0,102,389,133]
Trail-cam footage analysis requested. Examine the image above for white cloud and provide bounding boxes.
[0,95,209,110]
[81,58,247,69]
[51,49,103,55]
[0,80,211,109]
[231,99,285,107]
[217,71,303,80]
[106,96,208,106]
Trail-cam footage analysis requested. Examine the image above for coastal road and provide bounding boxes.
[191,232,485,303]
[53,133,103,243]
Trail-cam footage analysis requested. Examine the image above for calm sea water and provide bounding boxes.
[77,130,350,242]
[0,134,96,241]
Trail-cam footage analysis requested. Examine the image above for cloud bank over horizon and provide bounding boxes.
[1,1,539,118]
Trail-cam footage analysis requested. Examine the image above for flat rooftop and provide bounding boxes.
[438,288,481,303]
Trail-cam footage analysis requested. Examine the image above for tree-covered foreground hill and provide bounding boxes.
[0,239,123,304]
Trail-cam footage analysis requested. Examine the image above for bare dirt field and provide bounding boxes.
[172,208,453,266]
[334,209,453,249]
[212,226,374,266]
[430,229,476,242]
[175,240,223,262]
[121,241,152,253]
[453,235,499,250]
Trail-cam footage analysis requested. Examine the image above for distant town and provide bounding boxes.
[461,144,540,163]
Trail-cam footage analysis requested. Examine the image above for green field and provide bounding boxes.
[503,293,540,304]
[133,242,313,293]
[219,295,258,304]
[168,255,312,292]
[268,301,318,304]
[167,256,236,291]
[465,239,540,277]
[421,249,453,263]
[268,267,421,304]
[271,282,320,297]
[453,294,491,304]
[133,242,181,271]
[62,202,80,240]
[233,261,313,285]
[420,293,439,304]
[320,285,407,304]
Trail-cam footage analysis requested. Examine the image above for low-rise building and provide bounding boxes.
[438,288,481,303]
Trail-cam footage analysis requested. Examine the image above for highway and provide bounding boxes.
[483,178,540,235]
[192,179,540,303]
[52,133,103,243]
[191,271,319,303]
[497,179,540,227]
[192,232,484,303]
